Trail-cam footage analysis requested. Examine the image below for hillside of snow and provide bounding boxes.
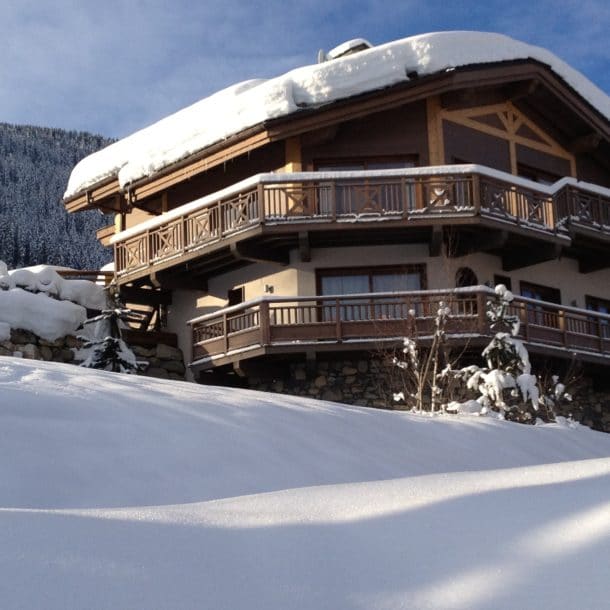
[1,357,609,609]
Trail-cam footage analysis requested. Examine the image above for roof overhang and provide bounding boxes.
[64,59,610,214]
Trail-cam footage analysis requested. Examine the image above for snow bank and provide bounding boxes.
[3,265,107,310]
[0,358,609,609]
[0,264,109,341]
[64,31,610,199]
[0,289,86,341]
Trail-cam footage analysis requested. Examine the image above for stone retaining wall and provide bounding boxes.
[249,356,610,433]
[1,328,186,381]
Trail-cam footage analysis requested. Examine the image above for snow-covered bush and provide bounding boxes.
[391,285,574,423]
[392,302,453,412]
[448,285,570,423]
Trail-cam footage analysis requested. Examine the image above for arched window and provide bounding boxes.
[455,267,478,288]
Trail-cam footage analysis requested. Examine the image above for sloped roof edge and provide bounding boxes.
[64,31,610,200]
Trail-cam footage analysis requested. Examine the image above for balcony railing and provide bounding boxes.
[188,288,610,368]
[112,166,610,280]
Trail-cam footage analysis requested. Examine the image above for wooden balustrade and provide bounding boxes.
[554,185,610,228]
[189,289,610,367]
[113,170,610,280]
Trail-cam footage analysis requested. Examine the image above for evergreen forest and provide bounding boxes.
[0,123,113,269]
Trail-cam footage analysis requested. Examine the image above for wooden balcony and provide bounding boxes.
[188,288,610,371]
[112,166,610,284]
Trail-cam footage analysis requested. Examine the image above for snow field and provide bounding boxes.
[0,357,609,609]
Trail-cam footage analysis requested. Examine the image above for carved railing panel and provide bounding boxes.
[555,186,610,228]
[150,219,184,262]
[479,178,553,226]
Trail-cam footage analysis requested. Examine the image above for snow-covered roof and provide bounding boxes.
[64,31,610,200]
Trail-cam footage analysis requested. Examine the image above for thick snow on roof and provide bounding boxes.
[65,31,610,199]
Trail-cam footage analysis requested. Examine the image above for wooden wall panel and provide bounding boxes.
[166,142,285,210]
[443,121,512,172]
[301,101,429,167]
[516,144,571,179]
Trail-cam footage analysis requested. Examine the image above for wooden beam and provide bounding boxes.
[429,225,443,256]
[448,229,508,257]
[426,96,445,165]
[284,136,302,172]
[64,178,121,213]
[508,79,539,102]
[579,256,610,273]
[298,231,311,262]
[440,87,506,111]
[230,242,289,265]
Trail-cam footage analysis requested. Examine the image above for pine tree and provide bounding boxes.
[452,285,571,423]
[80,293,142,374]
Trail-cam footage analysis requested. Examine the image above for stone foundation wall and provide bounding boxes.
[250,357,400,409]
[0,328,186,381]
[249,356,610,433]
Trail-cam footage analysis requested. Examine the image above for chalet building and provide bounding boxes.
[64,32,610,397]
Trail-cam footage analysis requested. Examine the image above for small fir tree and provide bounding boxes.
[451,285,571,423]
[80,292,142,374]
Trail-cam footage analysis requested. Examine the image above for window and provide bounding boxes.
[520,281,560,327]
[227,286,244,306]
[317,265,426,320]
[517,164,561,186]
[455,267,478,288]
[315,157,418,215]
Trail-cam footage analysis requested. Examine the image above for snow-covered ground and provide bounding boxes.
[1,357,609,609]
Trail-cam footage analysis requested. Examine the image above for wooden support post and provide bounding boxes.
[305,350,316,373]
[471,174,480,213]
[429,226,443,257]
[257,183,265,221]
[298,231,311,262]
[260,301,271,346]
[223,313,228,354]
[426,96,445,165]
[335,298,342,342]
[477,292,487,335]
[284,136,302,172]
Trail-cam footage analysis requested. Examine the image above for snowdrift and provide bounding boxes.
[1,357,609,609]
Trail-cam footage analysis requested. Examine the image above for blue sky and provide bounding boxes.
[2,0,609,138]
